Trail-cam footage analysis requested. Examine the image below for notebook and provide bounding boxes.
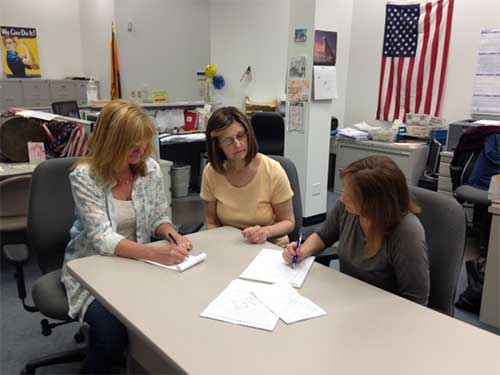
[240,248,315,288]
[141,253,207,272]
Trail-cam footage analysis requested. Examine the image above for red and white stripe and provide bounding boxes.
[376,0,454,122]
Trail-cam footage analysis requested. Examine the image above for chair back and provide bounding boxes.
[268,155,302,242]
[0,175,32,217]
[51,101,81,119]
[410,186,466,316]
[28,158,78,274]
[251,112,285,156]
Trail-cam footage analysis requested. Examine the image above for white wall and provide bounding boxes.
[210,0,290,108]
[78,0,114,99]
[0,0,84,79]
[315,0,354,128]
[344,0,500,128]
[114,0,211,102]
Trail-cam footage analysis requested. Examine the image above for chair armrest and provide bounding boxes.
[178,222,204,235]
[2,243,30,265]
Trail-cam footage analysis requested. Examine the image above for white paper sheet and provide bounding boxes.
[200,279,279,331]
[141,253,207,272]
[313,65,337,100]
[251,282,326,324]
[239,248,315,288]
[17,110,58,121]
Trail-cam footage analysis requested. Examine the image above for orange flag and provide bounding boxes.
[110,22,121,99]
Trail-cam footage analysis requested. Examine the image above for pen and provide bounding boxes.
[292,232,303,268]
[168,233,179,246]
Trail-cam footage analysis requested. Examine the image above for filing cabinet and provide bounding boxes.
[0,79,100,111]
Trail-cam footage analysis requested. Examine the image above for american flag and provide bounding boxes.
[376,0,454,121]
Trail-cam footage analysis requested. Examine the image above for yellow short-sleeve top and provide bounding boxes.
[200,153,294,246]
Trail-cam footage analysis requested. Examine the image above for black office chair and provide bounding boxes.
[2,158,87,374]
[410,186,466,316]
[418,139,442,191]
[251,112,285,156]
[51,101,81,119]
[268,155,302,242]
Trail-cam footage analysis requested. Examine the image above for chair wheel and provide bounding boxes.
[40,319,51,336]
[74,331,85,343]
[20,366,35,374]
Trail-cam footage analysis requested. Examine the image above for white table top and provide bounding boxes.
[67,227,499,375]
[0,162,37,179]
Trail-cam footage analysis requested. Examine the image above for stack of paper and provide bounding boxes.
[239,248,315,288]
[200,279,326,331]
[337,128,369,141]
[251,282,326,324]
[141,253,207,272]
[200,279,279,331]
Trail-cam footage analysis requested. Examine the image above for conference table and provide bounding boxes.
[67,227,499,375]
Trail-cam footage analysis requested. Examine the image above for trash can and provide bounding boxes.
[171,163,191,198]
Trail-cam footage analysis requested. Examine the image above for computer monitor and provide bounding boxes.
[51,101,80,119]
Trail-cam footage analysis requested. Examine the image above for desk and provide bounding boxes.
[67,227,499,375]
[480,203,500,328]
[0,162,37,180]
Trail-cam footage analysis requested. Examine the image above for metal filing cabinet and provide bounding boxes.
[334,140,429,193]
[0,79,24,110]
[22,79,50,107]
[49,80,77,102]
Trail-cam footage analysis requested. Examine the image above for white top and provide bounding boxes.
[113,198,137,242]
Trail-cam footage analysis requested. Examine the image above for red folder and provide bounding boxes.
[184,111,199,131]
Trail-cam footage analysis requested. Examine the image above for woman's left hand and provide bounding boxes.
[242,226,268,244]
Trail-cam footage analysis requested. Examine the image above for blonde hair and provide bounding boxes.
[78,100,156,185]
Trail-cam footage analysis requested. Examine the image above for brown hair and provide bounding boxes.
[77,99,156,185]
[340,155,420,256]
[205,106,258,173]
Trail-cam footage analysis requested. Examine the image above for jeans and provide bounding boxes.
[83,299,128,374]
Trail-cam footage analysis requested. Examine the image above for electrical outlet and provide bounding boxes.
[312,183,321,196]
[131,90,136,98]
[137,90,142,98]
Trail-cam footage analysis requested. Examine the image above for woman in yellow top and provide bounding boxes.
[201,106,295,247]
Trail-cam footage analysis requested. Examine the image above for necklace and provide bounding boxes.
[115,173,134,185]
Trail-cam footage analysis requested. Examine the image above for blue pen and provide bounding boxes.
[292,232,303,268]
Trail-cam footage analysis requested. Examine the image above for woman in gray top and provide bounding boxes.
[283,155,430,305]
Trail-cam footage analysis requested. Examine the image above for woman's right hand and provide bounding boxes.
[283,241,299,265]
[151,244,189,265]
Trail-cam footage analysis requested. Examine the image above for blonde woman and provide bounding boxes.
[61,100,191,373]
[283,156,430,305]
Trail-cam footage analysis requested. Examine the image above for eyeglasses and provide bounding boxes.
[219,131,247,147]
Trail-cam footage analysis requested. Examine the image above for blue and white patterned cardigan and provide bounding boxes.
[61,158,172,320]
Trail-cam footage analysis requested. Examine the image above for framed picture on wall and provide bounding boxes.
[314,30,337,66]
[294,29,307,43]
[1,26,41,78]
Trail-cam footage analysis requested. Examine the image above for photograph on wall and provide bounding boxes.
[314,30,337,66]
[1,26,41,78]
[288,56,306,79]
[294,28,307,43]
[288,102,305,133]
[287,79,309,102]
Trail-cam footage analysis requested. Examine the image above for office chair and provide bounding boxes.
[417,139,442,191]
[410,186,466,316]
[51,100,81,119]
[251,112,285,156]
[268,155,302,242]
[2,158,87,374]
[0,175,31,246]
